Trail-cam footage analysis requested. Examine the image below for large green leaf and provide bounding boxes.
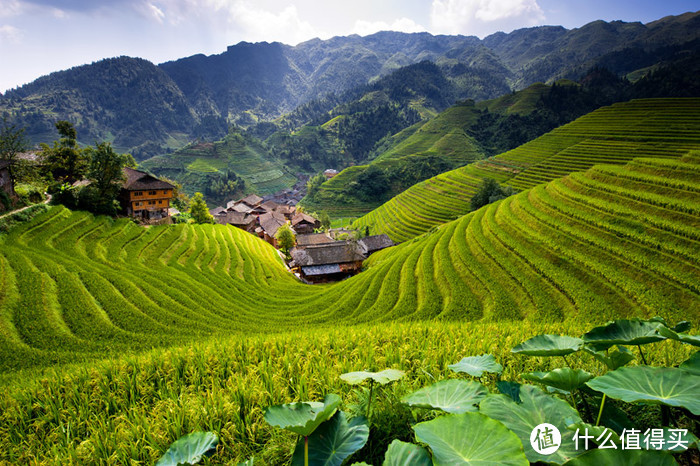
[522,368,594,392]
[264,394,341,437]
[383,439,432,466]
[587,366,700,415]
[680,351,700,376]
[156,431,218,466]
[413,412,528,466]
[582,319,665,349]
[562,448,678,465]
[511,335,583,357]
[402,379,488,414]
[448,354,503,377]
[291,412,369,466]
[583,345,635,370]
[479,385,583,464]
[339,369,405,385]
[656,326,700,347]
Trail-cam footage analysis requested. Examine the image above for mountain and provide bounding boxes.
[1,12,698,159]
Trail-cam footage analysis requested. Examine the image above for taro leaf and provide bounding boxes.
[565,421,621,446]
[291,412,369,466]
[583,345,635,370]
[402,379,488,414]
[680,351,700,376]
[561,448,678,465]
[672,321,691,333]
[340,369,405,385]
[479,385,583,464]
[413,412,528,466]
[656,327,700,347]
[448,354,503,377]
[511,334,583,356]
[587,366,700,415]
[264,393,341,437]
[582,319,665,349]
[383,439,432,466]
[522,368,594,392]
[497,381,522,403]
[156,431,218,466]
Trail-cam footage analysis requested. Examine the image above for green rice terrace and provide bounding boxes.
[354,98,700,242]
[0,151,699,463]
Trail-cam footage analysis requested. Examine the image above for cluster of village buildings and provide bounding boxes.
[207,192,394,283]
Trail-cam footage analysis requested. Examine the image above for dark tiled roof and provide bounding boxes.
[210,206,226,216]
[240,194,263,207]
[296,233,334,247]
[292,212,318,226]
[123,167,174,191]
[218,211,255,226]
[359,234,394,254]
[291,241,365,267]
[302,264,342,276]
[259,212,286,237]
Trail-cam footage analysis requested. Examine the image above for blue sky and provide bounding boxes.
[0,0,697,92]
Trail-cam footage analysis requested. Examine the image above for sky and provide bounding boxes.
[0,0,697,93]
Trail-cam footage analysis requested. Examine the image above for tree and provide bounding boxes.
[0,117,30,185]
[319,211,331,231]
[276,223,296,258]
[41,120,87,185]
[189,192,214,224]
[82,142,135,214]
[470,178,518,211]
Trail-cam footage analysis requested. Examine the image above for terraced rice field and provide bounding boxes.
[1,155,698,373]
[354,98,700,242]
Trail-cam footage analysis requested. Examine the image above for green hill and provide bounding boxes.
[140,130,296,205]
[354,98,700,242]
[1,153,698,373]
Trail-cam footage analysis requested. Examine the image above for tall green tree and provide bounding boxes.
[275,223,296,258]
[0,117,30,185]
[41,120,87,185]
[81,142,135,214]
[470,178,518,211]
[189,192,214,224]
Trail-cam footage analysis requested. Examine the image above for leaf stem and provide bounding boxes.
[367,380,374,422]
[304,435,308,466]
[596,394,607,426]
[637,345,648,365]
[562,354,572,368]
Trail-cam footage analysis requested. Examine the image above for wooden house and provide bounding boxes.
[296,232,334,248]
[291,212,320,235]
[258,211,287,247]
[290,241,365,283]
[120,167,175,220]
[217,211,257,233]
[358,234,395,256]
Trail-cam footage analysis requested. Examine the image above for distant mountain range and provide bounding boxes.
[1,11,698,158]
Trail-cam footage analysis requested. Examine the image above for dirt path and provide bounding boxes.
[0,194,51,220]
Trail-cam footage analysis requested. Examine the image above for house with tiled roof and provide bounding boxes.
[290,241,365,283]
[291,212,320,234]
[258,211,287,247]
[217,211,257,232]
[119,167,175,219]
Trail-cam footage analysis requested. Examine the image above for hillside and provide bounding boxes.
[140,130,296,204]
[1,154,698,373]
[354,98,700,241]
[1,12,698,158]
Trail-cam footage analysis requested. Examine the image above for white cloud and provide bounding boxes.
[0,24,22,43]
[224,1,320,44]
[352,17,427,36]
[0,0,24,18]
[430,0,545,37]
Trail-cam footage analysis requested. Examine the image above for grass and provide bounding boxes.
[354,98,700,242]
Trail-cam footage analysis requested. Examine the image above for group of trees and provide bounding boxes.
[0,118,137,215]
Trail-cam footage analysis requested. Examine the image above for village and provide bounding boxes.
[104,165,395,284]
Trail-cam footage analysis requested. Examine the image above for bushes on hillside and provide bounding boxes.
[470,178,518,211]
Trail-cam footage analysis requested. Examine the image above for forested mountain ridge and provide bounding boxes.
[1,11,698,159]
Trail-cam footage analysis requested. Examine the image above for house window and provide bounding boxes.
[148,191,156,195]
[134,191,143,196]
[158,200,163,204]
[163,190,169,195]
[134,202,142,206]
[148,201,155,205]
